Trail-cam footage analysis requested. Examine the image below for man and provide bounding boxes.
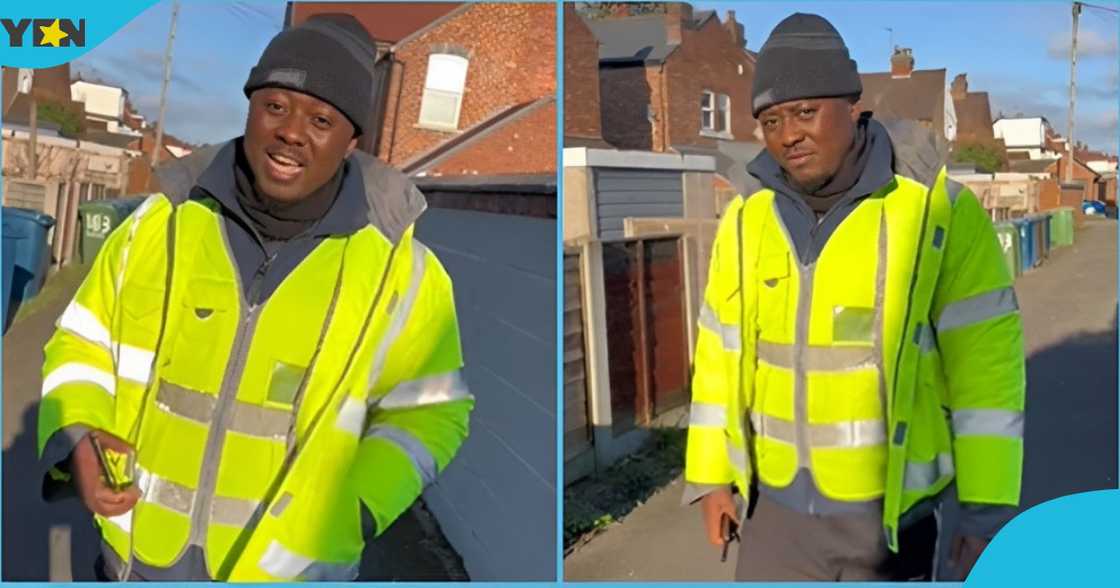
[37,15,473,581]
[684,13,1024,581]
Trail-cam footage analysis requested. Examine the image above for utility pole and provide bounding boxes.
[152,0,180,168]
[1066,1,1081,183]
[19,68,37,178]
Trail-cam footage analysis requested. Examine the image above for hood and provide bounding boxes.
[153,139,427,244]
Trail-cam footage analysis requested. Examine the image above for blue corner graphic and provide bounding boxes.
[0,1,158,68]
[967,489,1120,585]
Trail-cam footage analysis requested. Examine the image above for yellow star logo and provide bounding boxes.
[38,19,69,47]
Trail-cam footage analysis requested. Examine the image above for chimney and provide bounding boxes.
[724,10,746,48]
[890,46,914,79]
[950,73,968,100]
[664,2,692,46]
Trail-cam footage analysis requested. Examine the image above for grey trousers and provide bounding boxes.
[734,494,937,581]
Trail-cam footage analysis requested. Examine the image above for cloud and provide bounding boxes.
[1048,29,1119,59]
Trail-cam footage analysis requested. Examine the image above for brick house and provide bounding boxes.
[289,2,555,179]
[860,47,957,150]
[577,2,760,200]
[563,2,609,148]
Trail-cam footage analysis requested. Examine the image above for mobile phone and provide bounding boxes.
[89,434,135,492]
[720,513,740,562]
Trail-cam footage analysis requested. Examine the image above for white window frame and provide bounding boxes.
[418,53,469,131]
[700,90,732,138]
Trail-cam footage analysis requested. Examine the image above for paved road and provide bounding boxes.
[565,218,1118,581]
[1,266,466,581]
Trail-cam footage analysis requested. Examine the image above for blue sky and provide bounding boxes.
[700,1,1119,154]
[71,0,287,145]
[72,1,1119,154]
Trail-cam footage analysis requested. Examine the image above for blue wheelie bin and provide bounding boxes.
[2,231,17,330]
[2,207,56,320]
[1015,219,1034,273]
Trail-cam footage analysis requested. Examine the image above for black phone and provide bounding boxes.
[720,513,740,562]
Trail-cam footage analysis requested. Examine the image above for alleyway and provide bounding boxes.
[565,218,1119,581]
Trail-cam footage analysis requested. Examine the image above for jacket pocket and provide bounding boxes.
[756,252,791,336]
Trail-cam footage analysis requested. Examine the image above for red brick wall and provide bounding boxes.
[429,100,556,176]
[379,3,555,171]
[563,5,602,141]
[599,65,659,150]
[662,17,756,149]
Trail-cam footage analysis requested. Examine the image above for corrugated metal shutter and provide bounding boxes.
[594,169,682,241]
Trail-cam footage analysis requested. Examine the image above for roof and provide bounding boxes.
[672,140,766,196]
[860,69,947,123]
[953,91,994,140]
[585,15,675,63]
[1,94,62,132]
[692,10,716,27]
[288,2,464,44]
[82,129,140,149]
[402,96,554,175]
[1008,158,1056,174]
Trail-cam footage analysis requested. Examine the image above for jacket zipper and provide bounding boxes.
[187,238,277,552]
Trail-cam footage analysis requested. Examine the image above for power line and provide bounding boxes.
[1080,1,1119,14]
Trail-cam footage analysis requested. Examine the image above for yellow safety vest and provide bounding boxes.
[685,168,1024,550]
[39,174,473,579]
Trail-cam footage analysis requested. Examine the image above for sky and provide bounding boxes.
[71,0,287,146]
[699,1,1120,154]
[70,1,1119,154]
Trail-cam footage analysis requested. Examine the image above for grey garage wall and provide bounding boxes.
[415,208,557,581]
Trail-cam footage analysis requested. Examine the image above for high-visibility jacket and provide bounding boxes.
[37,158,473,579]
[685,167,1025,550]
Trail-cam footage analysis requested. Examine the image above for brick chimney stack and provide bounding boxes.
[890,46,914,79]
[950,73,968,100]
[664,2,692,46]
[723,10,745,48]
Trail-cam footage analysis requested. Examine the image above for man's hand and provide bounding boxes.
[948,534,989,580]
[699,487,738,547]
[71,431,140,517]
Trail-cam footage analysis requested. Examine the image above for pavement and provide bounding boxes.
[564,217,1119,581]
[2,264,467,581]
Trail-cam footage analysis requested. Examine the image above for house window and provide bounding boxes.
[701,90,731,136]
[418,53,469,130]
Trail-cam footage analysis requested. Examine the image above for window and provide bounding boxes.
[701,90,731,136]
[418,54,469,130]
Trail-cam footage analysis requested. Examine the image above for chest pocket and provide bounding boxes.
[163,277,238,393]
[756,251,792,337]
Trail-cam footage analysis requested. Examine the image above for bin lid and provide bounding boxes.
[2,206,56,228]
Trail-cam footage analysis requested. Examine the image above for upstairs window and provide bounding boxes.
[419,53,469,130]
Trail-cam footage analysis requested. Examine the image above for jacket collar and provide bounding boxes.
[154,138,426,243]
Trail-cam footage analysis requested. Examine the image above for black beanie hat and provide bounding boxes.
[751,13,862,118]
[244,14,377,135]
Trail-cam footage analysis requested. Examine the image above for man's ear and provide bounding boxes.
[346,136,359,157]
[849,97,863,123]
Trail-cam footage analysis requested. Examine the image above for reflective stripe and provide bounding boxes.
[137,465,259,527]
[951,408,1024,438]
[376,370,473,410]
[367,242,429,390]
[750,412,886,448]
[936,287,1018,332]
[230,401,292,440]
[688,402,726,428]
[117,344,154,384]
[212,495,260,527]
[156,381,292,439]
[365,425,438,485]
[904,452,955,490]
[156,382,215,424]
[336,396,367,436]
[915,323,936,353]
[105,511,132,533]
[42,363,116,397]
[726,438,748,471]
[258,540,359,581]
[698,303,741,352]
[756,340,876,371]
[270,492,293,517]
[58,301,111,349]
[259,540,313,579]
